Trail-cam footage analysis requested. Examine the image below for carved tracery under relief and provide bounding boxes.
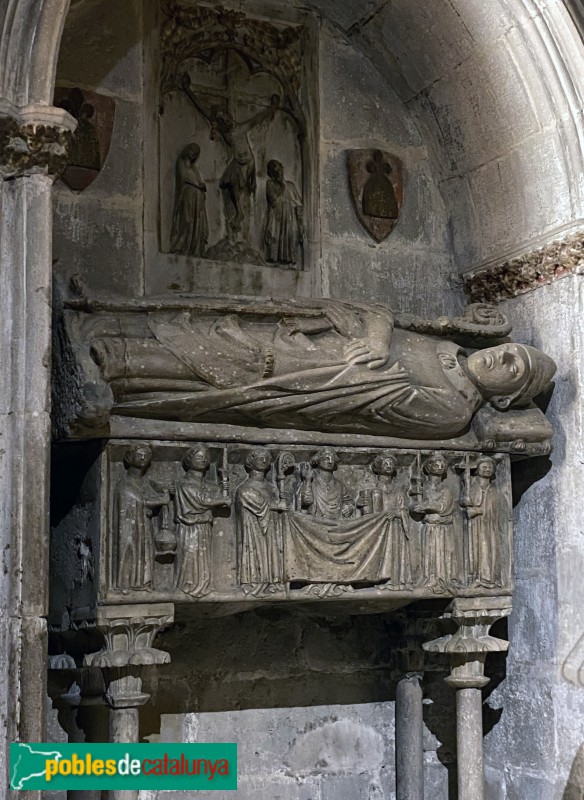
[158,1,314,269]
[92,442,515,603]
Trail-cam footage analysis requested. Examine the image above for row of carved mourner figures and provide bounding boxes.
[114,443,506,599]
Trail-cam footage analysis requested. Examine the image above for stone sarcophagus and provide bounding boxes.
[50,284,554,626]
[48,284,555,797]
[52,440,513,616]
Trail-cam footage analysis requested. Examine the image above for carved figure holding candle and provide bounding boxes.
[174,445,230,597]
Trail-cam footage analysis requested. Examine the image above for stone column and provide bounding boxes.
[424,597,512,800]
[395,672,424,800]
[393,614,438,800]
[83,604,174,800]
[0,102,74,798]
[59,669,108,800]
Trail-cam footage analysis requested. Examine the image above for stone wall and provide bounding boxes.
[53,0,145,296]
[52,3,458,317]
[482,275,584,798]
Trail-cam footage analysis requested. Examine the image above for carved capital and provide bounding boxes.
[0,102,76,179]
[83,603,174,669]
[423,596,512,689]
[464,229,584,303]
[393,614,442,675]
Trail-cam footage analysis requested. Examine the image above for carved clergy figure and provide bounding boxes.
[411,454,456,591]
[300,448,354,519]
[85,296,556,446]
[174,445,230,597]
[114,444,169,592]
[370,454,412,588]
[170,143,208,257]
[460,456,500,587]
[235,448,280,594]
[264,159,303,264]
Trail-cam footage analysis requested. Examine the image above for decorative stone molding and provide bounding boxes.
[424,596,512,688]
[0,103,76,179]
[464,230,584,303]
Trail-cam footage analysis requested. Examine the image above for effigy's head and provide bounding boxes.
[467,343,556,410]
[182,445,210,472]
[475,455,496,479]
[245,448,272,473]
[372,454,398,477]
[311,447,338,471]
[423,453,448,477]
[123,443,152,471]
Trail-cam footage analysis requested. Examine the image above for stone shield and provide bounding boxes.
[347,148,403,243]
[54,86,115,192]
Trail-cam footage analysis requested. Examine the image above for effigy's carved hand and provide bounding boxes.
[343,337,390,370]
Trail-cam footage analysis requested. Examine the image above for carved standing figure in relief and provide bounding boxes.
[235,448,281,595]
[411,454,456,591]
[370,454,412,588]
[300,447,354,519]
[170,143,208,257]
[114,444,169,592]
[180,74,278,244]
[173,445,230,598]
[460,456,500,587]
[264,159,304,265]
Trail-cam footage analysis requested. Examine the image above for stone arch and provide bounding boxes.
[0,0,71,106]
[1,2,584,798]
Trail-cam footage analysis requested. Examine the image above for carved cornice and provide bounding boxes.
[464,230,584,303]
[0,103,76,179]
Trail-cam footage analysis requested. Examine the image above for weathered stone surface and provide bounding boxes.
[286,718,385,774]
[53,194,143,295]
[321,772,373,799]
[4,4,584,800]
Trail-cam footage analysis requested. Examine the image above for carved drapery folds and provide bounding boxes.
[50,440,516,612]
[55,290,555,453]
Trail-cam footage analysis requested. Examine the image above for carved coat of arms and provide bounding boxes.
[54,86,115,192]
[347,149,403,242]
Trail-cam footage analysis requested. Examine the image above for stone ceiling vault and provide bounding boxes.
[306,0,584,272]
